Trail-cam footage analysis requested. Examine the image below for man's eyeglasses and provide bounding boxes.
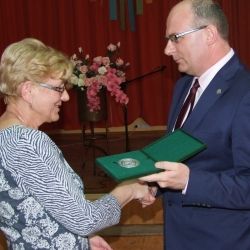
[36,82,66,94]
[166,25,207,43]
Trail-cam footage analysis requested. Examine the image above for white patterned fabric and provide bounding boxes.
[0,125,121,249]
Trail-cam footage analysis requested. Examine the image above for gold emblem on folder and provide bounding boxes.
[118,158,140,168]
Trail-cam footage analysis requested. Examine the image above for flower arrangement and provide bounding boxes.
[70,42,130,112]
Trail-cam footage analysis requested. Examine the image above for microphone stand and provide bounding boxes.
[122,65,166,152]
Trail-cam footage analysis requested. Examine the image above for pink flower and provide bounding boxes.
[102,57,110,66]
[116,58,124,66]
[89,63,99,71]
[79,65,88,74]
[93,56,102,64]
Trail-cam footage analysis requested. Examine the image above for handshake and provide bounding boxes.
[110,179,158,208]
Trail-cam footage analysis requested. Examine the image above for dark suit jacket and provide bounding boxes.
[162,54,250,250]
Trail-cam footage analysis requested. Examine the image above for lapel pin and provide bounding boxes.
[216,89,222,95]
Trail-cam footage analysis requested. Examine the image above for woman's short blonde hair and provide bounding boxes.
[0,38,73,97]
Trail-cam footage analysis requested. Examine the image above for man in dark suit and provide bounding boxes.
[140,0,250,249]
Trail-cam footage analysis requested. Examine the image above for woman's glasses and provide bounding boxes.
[36,82,66,93]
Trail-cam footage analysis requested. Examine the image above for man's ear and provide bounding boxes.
[205,24,218,46]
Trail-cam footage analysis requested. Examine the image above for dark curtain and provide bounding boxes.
[0,0,249,130]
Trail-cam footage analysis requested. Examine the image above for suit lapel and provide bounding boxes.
[173,54,242,131]
[182,78,230,130]
[168,77,193,131]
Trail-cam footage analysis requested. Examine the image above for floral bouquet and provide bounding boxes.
[70,42,130,112]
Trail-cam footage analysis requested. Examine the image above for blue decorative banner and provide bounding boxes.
[109,0,149,31]
[136,0,143,15]
[128,0,135,32]
[109,0,117,20]
[119,0,126,30]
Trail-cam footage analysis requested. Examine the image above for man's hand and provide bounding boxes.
[139,162,190,190]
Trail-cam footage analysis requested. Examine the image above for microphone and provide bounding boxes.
[152,65,166,72]
[123,65,166,85]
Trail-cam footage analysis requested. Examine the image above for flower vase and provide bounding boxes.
[77,87,107,122]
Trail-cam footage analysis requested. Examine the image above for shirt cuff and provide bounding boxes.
[182,176,189,194]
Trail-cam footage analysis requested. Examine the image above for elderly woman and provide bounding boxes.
[0,38,155,250]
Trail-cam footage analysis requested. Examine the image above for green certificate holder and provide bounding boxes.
[96,129,206,182]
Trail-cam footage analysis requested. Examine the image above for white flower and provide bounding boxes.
[70,75,86,87]
[77,78,85,87]
[70,75,79,84]
[98,66,108,75]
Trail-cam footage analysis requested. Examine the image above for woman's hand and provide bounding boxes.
[138,185,158,208]
[89,235,113,250]
[110,180,156,208]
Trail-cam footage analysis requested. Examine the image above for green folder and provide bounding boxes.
[96,129,206,182]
